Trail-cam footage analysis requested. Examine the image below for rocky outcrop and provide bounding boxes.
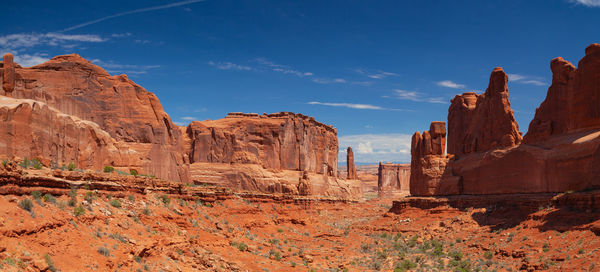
[409,44,600,196]
[0,54,189,182]
[410,121,459,196]
[377,162,410,197]
[185,113,362,199]
[186,112,338,175]
[525,43,600,143]
[448,68,522,158]
[346,147,358,180]
[0,54,361,199]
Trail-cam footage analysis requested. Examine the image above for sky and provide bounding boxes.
[1,0,599,164]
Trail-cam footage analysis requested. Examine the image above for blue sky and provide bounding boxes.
[1,0,599,163]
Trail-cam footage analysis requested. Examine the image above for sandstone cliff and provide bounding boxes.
[0,54,361,199]
[409,43,600,196]
[377,162,410,197]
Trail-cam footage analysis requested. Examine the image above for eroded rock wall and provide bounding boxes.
[377,162,410,197]
[409,44,600,196]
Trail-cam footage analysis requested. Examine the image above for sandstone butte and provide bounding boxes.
[377,162,410,198]
[0,53,361,199]
[410,43,600,196]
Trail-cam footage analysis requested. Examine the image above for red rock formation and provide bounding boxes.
[410,121,459,196]
[0,54,361,198]
[525,43,600,143]
[377,162,410,197]
[346,147,358,180]
[186,112,338,176]
[1,53,15,95]
[448,68,522,158]
[0,54,189,182]
[409,44,600,196]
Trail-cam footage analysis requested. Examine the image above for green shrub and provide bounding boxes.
[484,251,493,260]
[18,198,34,212]
[19,157,30,169]
[67,162,76,171]
[110,199,122,208]
[130,169,138,176]
[543,243,550,252]
[269,249,282,261]
[1,159,8,167]
[31,191,42,200]
[68,197,77,207]
[74,205,85,216]
[159,194,170,206]
[237,242,248,251]
[103,166,115,173]
[395,260,417,271]
[43,193,57,204]
[97,247,110,257]
[32,158,43,169]
[84,191,95,203]
[43,254,57,272]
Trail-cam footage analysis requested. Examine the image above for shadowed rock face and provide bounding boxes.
[409,43,600,196]
[0,54,362,199]
[448,68,522,158]
[525,43,600,143]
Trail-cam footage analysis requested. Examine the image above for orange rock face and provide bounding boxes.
[377,162,410,197]
[346,147,358,180]
[0,54,189,182]
[448,68,522,158]
[0,54,361,199]
[409,44,600,196]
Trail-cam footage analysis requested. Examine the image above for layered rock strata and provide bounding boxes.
[377,162,410,197]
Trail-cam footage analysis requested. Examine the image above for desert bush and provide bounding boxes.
[109,199,122,208]
[18,198,34,212]
[43,193,57,204]
[74,205,85,216]
[103,166,115,173]
[67,162,76,171]
[43,254,57,272]
[19,158,30,169]
[130,169,138,176]
[97,247,110,257]
[159,194,170,206]
[31,191,42,200]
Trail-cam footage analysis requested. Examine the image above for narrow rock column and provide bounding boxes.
[346,147,357,179]
[2,53,15,95]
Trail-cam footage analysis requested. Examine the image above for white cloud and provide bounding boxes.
[508,73,547,86]
[174,121,187,126]
[338,133,412,163]
[254,58,313,78]
[391,89,447,104]
[307,101,385,110]
[60,0,206,32]
[437,80,466,89]
[572,0,600,7]
[312,78,346,84]
[181,116,196,121]
[353,68,398,79]
[11,53,50,67]
[0,33,105,49]
[91,59,160,75]
[208,61,252,71]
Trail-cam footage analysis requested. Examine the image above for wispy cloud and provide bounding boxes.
[91,59,160,75]
[208,61,252,71]
[312,78,346,84]
[390,89,447,104]
[571,0,600,7]
[508,73,547,86]
[60,0,206,32]
[0,33,105,49]
[180,116,197,121]
[353,68,398,79]
[307,101,407,111]
[254,58,313,77]
[339,133,412,163]
[9,53,50,67]
[437,80,466,89]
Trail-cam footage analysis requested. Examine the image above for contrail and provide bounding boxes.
[60,0,205,32]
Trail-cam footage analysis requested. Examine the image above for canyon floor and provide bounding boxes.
[1,173,599,272]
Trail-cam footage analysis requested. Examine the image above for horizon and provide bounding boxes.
[2,0,599,163]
